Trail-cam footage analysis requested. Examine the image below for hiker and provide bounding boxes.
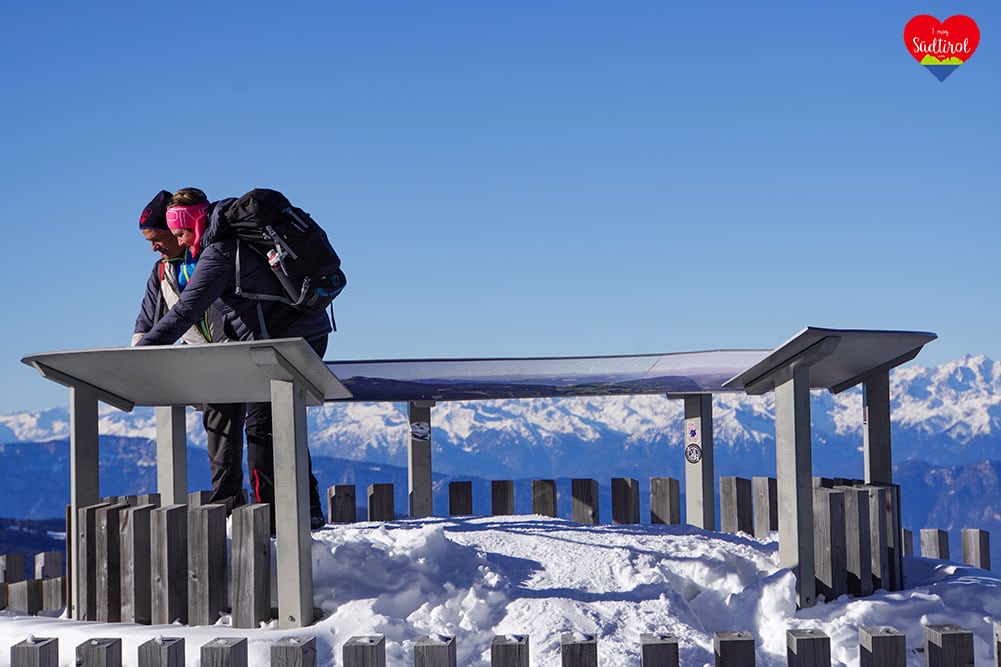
[132,189,248,513]
[136,187,330,530]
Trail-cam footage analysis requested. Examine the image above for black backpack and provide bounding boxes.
[222,188,346,317]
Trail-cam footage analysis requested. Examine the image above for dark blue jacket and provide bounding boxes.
[138,199,332,346]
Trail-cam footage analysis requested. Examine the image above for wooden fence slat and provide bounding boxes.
[342,635,387,667]
[414,635,457,667]
[571,479,600,525]
[720,477,752,535]
[121,503,155,625]
[187,503,228,626]
[921,529,950,560]
[863,486,889,591]
[7,579,43,615]
[961,528,991,570]
[836,485,873,597]
[328,484,357,523]
[786,629,830,667]
[33,551,63,579]
[151,504,188,625]
[95,503,129,622]
[612,477,640,525]
[813,488,847,601]
[924,624,974,667]
[713,631,755,666]
[76,637,122,667]
[491,634,529,667]
[560,633,597,667]
[449,481,473,516]
[201,637,247,667]
[138,636,185,667]
[751,477,777,538]
[640,632,679,666]
[650,477,681,525]
[903,529,913,557]
[859,626,905,667]
[42,576,65,612]
[231,503,271,629]
[78,502,111,621]
[532,480,557,518]
[0,553,26,584]
[367,484,395,522]
[10,636,58,667]
[491,481,515,516]
[272,636,317,667]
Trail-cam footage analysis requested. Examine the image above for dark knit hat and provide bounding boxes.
[139,190,173,230]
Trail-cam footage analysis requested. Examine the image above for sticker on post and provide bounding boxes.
[410,421,431,441]
[685,418,701,446]
[685,444,703,464]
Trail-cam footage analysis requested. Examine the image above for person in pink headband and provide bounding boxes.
[166,201,210,257]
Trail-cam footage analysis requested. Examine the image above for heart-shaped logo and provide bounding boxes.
[904,15,980,81]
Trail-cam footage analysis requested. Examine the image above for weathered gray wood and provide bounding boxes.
[0,581,6,609]
[903,529,914,557]
[368,484,395,521]
[0,553,26,583]
[858,626,905,667]
[76,637,122,666]
[813,477,836,489]
[231,503,271,629]
[201,637,247,667]
[571,479,600,525]
[187,490,214,508]
[342,635,387,667]
[64,502,72,619]
[924,624,974,666]
[713,631,755,666]
[408,401,434,518]
[8,579,43,614]
[837,485,873,597]
[720,477,752,535]
[151,504,188,625]
[78,501,111,620]
[863,486,890,591]
[120,503,154,624]
[532,480,557,518]
[415,635,457,667]
[813,488,847,602]
[863,372,893,486]
[42,576,65,612]
[650,477,681,525]
[752,477,778,538]
[640,632,679,666]
[10,636,59,667]
[492,481,515,516]
[271,636,317,667]
[786,629,830,666]
[138,636,185,667]
[449,481,473,516]
[328,484,357,523]
[95,503,129,622]
[921,529,950,560]
[33,552,62,579]
[491,634,529,667]
[137,493,162,508]
[560,633,597,667]
[886,484,903,590]
[187,503,228,626]
[612,477,640,525]
[961,528,990,570]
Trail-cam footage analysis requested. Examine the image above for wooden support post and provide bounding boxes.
[961,528,991,570]
[0,553,25,583]
[560,633,597,667]
[138,637,185,667]
[187,503,228,626]
[924,624,974,666]
[532,480,557,518]
[8,580,43,615]
[33,552,63,579]
[786,629,830,666]
[201,638,247,667]
[448,481,473,516]
[682,394,715,530]
[408,401,435,518]
[491,634,529,667]
[921,529,950,560]
[836,486,873,597]
[151,504,187,625]
[813,488,847,602]
[155,405,187,506]
[903,529,914,557]
[10,636,59,667]
[342,635,387,667]
[774,364,817,608]
[640,633,679,666]
[414,635,457,667]
[328,484,357,523]
[859,626,905,667]
[120,503,154,625]
[492,481,515,516]
[752,477,778,539]
[720,477,752,535]
[42,576,65,612]
[862,372,893,485]
[272,636,317,667]
[713,631,755,666]
[76,638,122,666]
[650,477,681,525]
[571,479,600,525]
[69,386,100,622]
[612,477,640,525]
[231,503,271,629]
[367,484,395,521]
[95,503,128,622]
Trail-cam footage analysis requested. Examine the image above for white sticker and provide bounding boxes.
[685,444,703,464]
[410,421,431,441]
[685,418,701,446]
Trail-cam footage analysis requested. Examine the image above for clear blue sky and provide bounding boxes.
[2,1,998,413]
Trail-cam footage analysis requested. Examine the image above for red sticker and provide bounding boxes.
[904,15,980,81]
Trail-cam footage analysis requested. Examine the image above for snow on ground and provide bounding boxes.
[1,515,999,665]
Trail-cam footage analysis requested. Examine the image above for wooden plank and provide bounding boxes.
[612,477,640,525]
[8,579,43,615]
[76,637,122,666]
[813,488,846,602]
[342,635,387,667]
[859,626,905,667]
[367,484,395,522]
[10,636,59,667]
[201,637,247,667]
[924,624,974,666]
[961,528,990,570]
[137,637,185,667]
[752,477,777,538]
[650,477,681,525]
[448,481,473,516]
[95,503,128,622]
[720,477,752,535]
[640,633,679,666]
[921,529,950,560]
[231,503,272,629]
[33,552,63,579]
[120,503,154,625]
[42,576,65,612]
[560,633,597,667]
[491,481,515,516]
[328,484,356,523]
[0,553,26,583]
[272,636,317,667]
[532,480,557,518]
[713,631,755,666]
[151,504,188,625]
[414,635,457,667]
[864,486,889,591]
[187,504,228,626]
[836,486,873,597]
[786,629,830,666]
[491,634,530,667]
[571,479,600,525]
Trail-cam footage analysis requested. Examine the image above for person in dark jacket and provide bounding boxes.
[138,187,330,530]
[133,190,247,512]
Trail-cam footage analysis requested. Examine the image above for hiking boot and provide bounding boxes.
[310,514,326,531]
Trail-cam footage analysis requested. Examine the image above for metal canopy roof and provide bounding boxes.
[21,338,351,410]
[724,327,938,395]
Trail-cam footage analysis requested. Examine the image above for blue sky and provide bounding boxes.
[1,1,998,413]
